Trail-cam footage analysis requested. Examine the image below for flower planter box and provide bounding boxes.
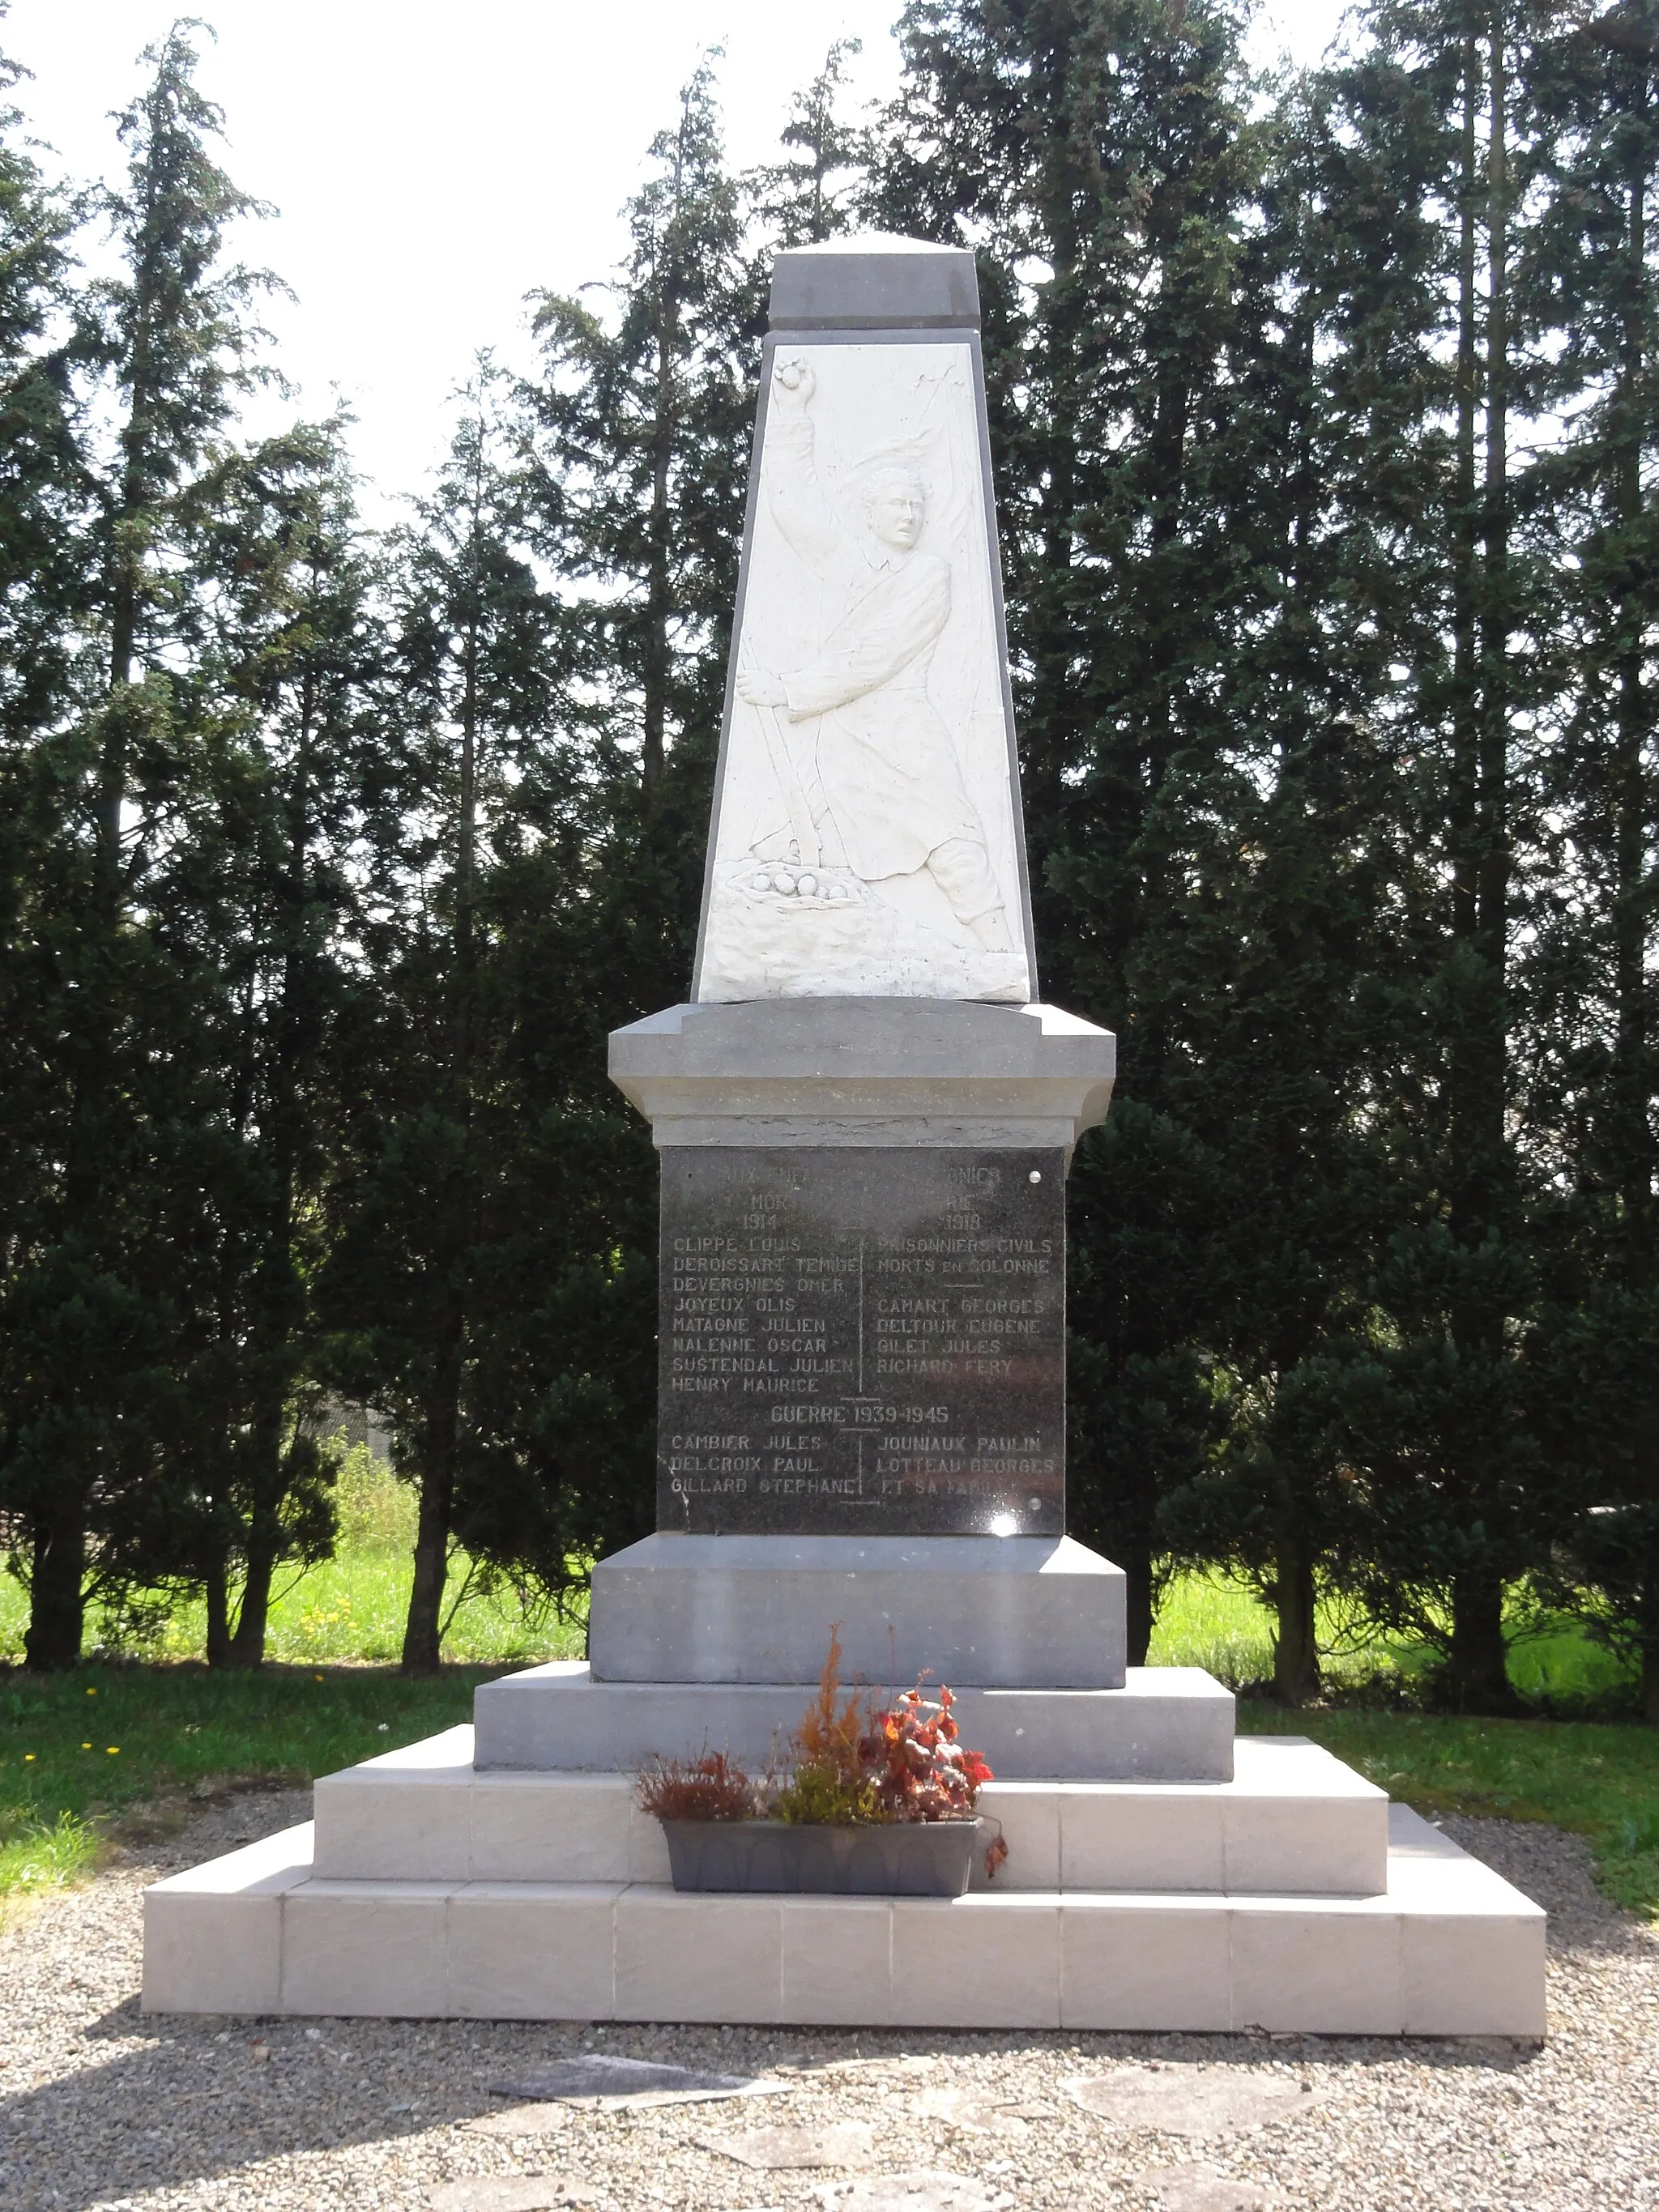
[660,1818,979,1897]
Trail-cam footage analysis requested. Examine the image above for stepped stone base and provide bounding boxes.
[309,1727,1387,1895]
[141,1557,1546,2038]
[143,1799,1545,2035]
[589,1532,1127,1689]
[473,1663,1232,1780]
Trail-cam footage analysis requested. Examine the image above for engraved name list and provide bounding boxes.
[656,1147,1065,1536]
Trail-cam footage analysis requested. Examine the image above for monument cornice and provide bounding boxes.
[608,995,1115,1153]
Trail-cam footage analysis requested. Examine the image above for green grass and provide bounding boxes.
[1149,1571,1659,1913]
[0,1448,587,1669]
[1146,1567,1447,1692]
[1147,1567,1636,1711]
[0,1662,497,1909]
[1147,1572,1280,1685]
[0,1451,591,1905]
[0,1809,97,1917]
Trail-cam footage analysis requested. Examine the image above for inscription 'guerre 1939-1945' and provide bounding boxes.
[657,1147,1065,1536]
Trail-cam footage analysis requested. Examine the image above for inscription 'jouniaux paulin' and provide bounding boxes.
[657,1147,1065,1536]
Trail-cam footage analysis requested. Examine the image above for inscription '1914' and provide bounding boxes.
[656,1147,1065,1536]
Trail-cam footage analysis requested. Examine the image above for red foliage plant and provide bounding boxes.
[860,1681,992,1820]
[635,1748,757,1822]
[858,1681,1011,1879]
[785,1630,1009,1878]
[789,1624,872,1792]
[634,1634,1011,1880]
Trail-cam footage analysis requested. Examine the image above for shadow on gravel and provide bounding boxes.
[1,2003,1555,2212]
[2,2001,558,2212]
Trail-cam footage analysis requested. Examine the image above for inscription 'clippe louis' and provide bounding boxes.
[657,1148,1065,1536]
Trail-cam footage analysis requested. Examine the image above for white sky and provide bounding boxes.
[2,0,1343,509]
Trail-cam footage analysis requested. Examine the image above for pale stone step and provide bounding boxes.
[589,1532,1126,1690]
[472,1662,1234,1780]
[142,1805,1545,2036]
[310,1728,1387,1897]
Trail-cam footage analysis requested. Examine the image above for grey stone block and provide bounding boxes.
[472,1664,1235,1783]
[589,1533,1125,1690]
[770,236,979,331]
[608,998,1115,1153]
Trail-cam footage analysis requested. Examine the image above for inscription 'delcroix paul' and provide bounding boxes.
[656,1147,1065,1536]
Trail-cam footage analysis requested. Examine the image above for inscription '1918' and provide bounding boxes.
[656,1147,1065,1536]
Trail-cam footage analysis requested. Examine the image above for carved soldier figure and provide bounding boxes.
[736,356,1013,954]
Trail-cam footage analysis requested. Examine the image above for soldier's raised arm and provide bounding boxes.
[763,356,840,571]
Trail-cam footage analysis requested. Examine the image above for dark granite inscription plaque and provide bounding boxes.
[656,1147,1066,1535]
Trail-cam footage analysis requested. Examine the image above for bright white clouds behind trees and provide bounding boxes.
[3,0,1340,504]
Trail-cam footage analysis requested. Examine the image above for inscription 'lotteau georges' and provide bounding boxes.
[656,1148,1065,1536]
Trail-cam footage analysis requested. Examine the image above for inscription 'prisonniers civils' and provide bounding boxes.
[655,1147,1065,1536]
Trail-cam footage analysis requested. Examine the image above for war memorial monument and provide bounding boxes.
[143,237,1546,2036]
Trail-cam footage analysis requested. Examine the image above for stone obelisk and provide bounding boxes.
[599,233,1124,1690]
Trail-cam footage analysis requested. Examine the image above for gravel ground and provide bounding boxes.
[1,1792,1655,2212]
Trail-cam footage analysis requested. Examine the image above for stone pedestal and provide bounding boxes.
[587,1532,1127,1687]
[135,1024,1547,2034]
[471,1663,1233,1780]
[618,997,1113,1545]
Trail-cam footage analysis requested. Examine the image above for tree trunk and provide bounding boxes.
[204,1556,233,1669]
[640,91,694,809]
[227,1464,283,1669]
[1447,34,1483,1209]
[1272,1528,1321,1705]
[1643,1635,1659,1728]
[403,1430,456,1674]
[1448,1571,1515,1711]
[399,444,484,1676]
[1122,1542,1156,1669]
[228,1558,275,1668]
[1442,28,1517,1642]
[1611,94,1654,1264]
[28,146,162,1684]
[1473,13,1512,1196]
[403,1505,450,1673]
[224,655,319,1677]
[23,1503,86,1671]
[403,1332,463,1673]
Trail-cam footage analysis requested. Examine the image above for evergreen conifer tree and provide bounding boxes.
[750,40,872,245]
[0,22,282,1669]
[156,417,384,1665]
[1269,0,1571,1710]
[321,364,553,1671]
[0,37,92,1658]
[1516,3,1659,1712]
[872,0,1274,1660]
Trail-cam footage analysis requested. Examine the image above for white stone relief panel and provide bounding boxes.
[697,343,1034,1004]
